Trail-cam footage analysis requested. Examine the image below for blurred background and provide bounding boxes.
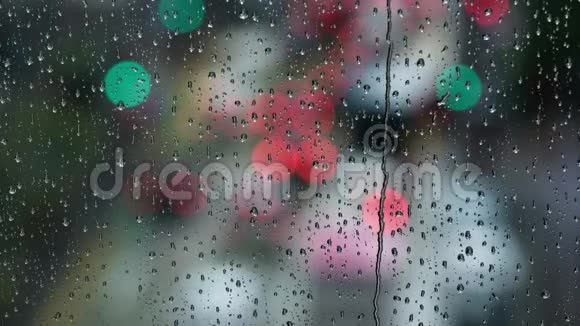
[0,0,579,325]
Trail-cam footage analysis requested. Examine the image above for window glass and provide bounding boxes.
[0,0,576,325]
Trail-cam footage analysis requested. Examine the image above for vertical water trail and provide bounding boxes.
[372,0,394,324]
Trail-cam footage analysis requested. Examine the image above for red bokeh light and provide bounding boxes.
[362,188,409,233]
[464,0,509,26]
[294,137,338,184]
[247,89,335,138]
[250,136,296,180]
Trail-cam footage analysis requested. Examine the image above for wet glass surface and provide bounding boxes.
[0,0,578,325]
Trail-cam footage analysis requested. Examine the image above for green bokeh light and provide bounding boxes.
[104,61,151,108]
[159,0,205,33]
[436,64,482,111]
